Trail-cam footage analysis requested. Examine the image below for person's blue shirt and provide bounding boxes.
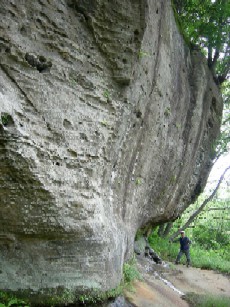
[180,236,191,251]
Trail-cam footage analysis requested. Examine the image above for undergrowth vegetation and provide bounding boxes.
[77,257,142,305]
[148,233,230,273]
[185,292,230,307]
[148,184,230,274]
[0,256,142,307]
[0,291,29,307]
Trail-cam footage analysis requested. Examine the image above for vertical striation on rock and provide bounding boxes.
[0,0,222,302]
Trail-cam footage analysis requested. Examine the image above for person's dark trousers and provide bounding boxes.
[175,249,190,265]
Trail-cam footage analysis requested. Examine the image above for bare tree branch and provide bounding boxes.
[169,164,230,241]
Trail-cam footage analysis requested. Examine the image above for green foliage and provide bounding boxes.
[135,178,142,185]
[148,233,179,261]
[175,122,181,129]
[192,224,229,251]
[73,286,123,305]
[78,292,104,305]
[0,257,141,306]
[69,77,77,87]
[171,0,192,47]
[164,107,171,117]
[0,292,29,307]
[173,0,230,81]
[74,256,141,304]
[100,119,108,126]
[138,50,150,58]
[169,175,177,185]
[173,193,229,267]
[173,196,230,255]
[123,257,142,284]
[148,231,230,273]
[185,292,230,307]
[46,289,75,305]
[1,114,10,126]
[190,247,230,272]
[103,90,110,99]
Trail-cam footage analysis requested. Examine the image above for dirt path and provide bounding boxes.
[125,257,230,307]
[164,264,230,296]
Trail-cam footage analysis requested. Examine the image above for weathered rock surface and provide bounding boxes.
[0,0,222,302]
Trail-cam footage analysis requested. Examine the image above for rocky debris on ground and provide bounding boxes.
[134,236,162,264]
[106,296,135,307]
[144,246,162,264]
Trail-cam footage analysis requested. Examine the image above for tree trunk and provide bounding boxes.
[146,225,157,237]
[157,224,165,237]
[162,222,173,237]
[169,165,230,241]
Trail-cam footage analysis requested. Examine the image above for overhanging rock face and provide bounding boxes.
[0,0,222,299]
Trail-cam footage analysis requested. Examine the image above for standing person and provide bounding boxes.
[175,231,191,267]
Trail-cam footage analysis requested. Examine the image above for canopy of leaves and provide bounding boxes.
[173,0,230,83]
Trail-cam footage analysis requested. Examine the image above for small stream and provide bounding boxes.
[153,270,185,296]
[143,260,185,296]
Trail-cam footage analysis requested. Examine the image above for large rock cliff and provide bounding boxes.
[0,0,222,302]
